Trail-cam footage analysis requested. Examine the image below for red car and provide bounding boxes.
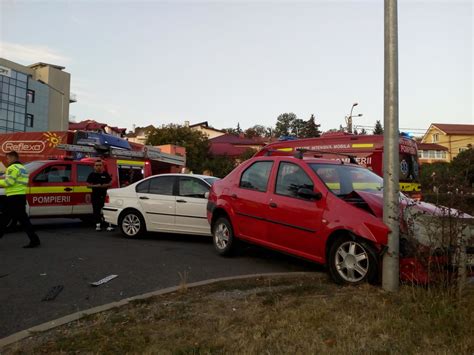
[207,155,391,285]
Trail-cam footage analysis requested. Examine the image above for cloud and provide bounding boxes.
[0,41,70,65]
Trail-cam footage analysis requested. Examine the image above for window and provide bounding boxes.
[34,164,72,183]
[432,133,439,143]
[311,164,383,195]
[26,114,33,127]
[239,161,273,192]
[16,72,28,82]
[136,179,150,193]
[118,165,144,187]
[428,150,435,159]
[26,90,35,103]
[16,87,26,98]
[178,177,209,198]
[14,112,23,123]
[148,176,175,195]
[418,150,423,158]
[275,162,314,199]
[77,164,94,182]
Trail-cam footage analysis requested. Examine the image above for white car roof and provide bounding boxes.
[148,173,217,179]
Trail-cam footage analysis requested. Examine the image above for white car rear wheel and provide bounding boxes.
[119,210,146,238]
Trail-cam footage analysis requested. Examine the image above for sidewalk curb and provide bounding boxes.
[0,271,314,349]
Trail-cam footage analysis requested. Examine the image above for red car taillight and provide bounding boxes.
[105,194,110,203]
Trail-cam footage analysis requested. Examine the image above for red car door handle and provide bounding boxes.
[269,202,277,208]
[64,187,73,192]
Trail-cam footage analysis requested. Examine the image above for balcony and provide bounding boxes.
[69,92,77,103]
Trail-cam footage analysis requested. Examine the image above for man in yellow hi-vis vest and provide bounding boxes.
[0,151,41,248]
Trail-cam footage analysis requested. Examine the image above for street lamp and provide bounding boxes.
[38,79,67,131]
[345,102,363,134]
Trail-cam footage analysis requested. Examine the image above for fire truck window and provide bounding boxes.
[118,166,144,187]
[34,165,72,183]
[178,177,209,198]
[148,176,175,196]
[77,164,94,182]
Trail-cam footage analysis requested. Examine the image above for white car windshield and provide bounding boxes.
[204,177,219,185]
[310,163,383,195]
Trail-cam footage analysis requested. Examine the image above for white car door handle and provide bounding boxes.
[139,196,149,200]
[177,199,187,203]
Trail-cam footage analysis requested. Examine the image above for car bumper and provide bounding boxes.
[103,207,121,225]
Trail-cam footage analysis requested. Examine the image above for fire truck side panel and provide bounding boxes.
[0,131,72,166]
[71,162,95,215]
[27,161,76,216]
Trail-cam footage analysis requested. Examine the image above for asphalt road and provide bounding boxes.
[0,218,322,338]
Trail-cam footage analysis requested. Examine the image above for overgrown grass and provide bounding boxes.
[4,274,473,354]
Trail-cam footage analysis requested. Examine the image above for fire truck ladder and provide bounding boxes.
[56,144,185,166]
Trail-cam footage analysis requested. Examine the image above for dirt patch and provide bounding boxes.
[3,273,473,354]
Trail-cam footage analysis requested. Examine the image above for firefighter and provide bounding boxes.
[86,160,112,231]
[0,151,41,248]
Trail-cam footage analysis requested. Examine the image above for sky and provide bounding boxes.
[1,0,472,134]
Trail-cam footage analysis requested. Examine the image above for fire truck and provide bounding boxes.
[0,130,186,224]
[255,132,421,197]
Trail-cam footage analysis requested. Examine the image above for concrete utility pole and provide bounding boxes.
[382,0,400,292]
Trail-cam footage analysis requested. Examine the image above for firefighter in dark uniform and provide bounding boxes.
[87,160,112,231]
[0,151,41,248]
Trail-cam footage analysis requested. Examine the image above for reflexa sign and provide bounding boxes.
[1,141,46,153]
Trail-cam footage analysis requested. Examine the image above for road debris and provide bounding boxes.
[90,274,118,287]
[42,285,64,301]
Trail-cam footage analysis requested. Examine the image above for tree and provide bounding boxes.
[301,114,321,138]
[236,122,242,134]
[147,124,209,173]
[353,129,359,135]
[202,155,236,178]
[265,127,274,138]
[238,148,258,162]
[360,128,368,135]
[222,128,238,135]
[291,118,306,137]
[451,147,474,188]
[244,125,267,138]
[274,113,297,137]
[373,120,384,135]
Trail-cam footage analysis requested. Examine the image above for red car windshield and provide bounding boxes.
[310,163,383,195]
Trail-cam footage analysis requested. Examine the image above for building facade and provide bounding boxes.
[0,58,74,133]
[187,121,225,139]
[417,142,449,164]
[420,123,474,162]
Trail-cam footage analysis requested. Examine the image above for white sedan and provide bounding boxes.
[103,174,219,238]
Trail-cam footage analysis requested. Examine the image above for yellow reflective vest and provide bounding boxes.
[0,162,29,196]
